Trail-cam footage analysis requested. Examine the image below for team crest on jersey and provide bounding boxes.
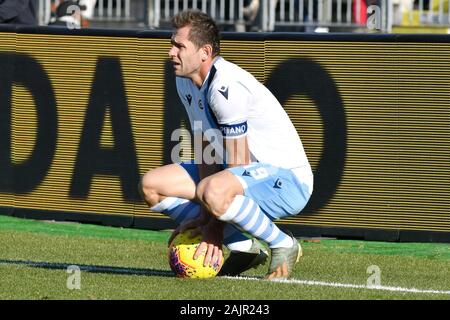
[218,86,229,100]
[185,94,192,106]
[198,99,204,110]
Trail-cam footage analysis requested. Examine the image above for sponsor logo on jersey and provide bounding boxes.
[242,170,251,177]
[218,86,229,100]
[219,121,247,138]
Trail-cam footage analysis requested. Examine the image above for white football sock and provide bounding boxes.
[218,195,293,249]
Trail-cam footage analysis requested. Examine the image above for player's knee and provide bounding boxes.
[197,177,233,217]
[139,172,163,207]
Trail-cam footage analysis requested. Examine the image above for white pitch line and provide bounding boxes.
[223,276,450,295]
[2,259,448,295]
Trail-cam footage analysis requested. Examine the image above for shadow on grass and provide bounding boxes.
[0,259,174,277]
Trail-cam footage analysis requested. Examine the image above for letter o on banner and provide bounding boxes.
[266,58,347,215]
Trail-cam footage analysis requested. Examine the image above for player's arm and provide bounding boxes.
[223,132,251,168]
[197,138,224,181]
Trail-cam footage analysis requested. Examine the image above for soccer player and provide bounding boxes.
[139,9,313,280]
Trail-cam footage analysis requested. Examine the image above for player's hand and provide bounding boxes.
[193,219,224,268]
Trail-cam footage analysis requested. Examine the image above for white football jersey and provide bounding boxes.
[175,57,311,172]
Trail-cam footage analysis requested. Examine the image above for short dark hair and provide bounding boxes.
[171,10,220,57]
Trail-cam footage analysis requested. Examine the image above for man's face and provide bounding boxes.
[168,26,203,78]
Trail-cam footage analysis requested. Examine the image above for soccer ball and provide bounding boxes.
[168,229,223,279]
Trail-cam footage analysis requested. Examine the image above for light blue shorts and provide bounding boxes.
[179,161,311,220]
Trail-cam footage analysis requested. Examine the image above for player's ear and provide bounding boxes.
[201,44,213,61]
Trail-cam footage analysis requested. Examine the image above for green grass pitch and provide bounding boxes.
[0,214,449,300]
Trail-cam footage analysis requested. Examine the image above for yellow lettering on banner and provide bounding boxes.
[12,84,38,164]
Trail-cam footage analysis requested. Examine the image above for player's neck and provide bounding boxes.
[192,56,218,88]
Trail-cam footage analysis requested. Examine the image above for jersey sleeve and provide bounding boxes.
[209,81,251,139]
